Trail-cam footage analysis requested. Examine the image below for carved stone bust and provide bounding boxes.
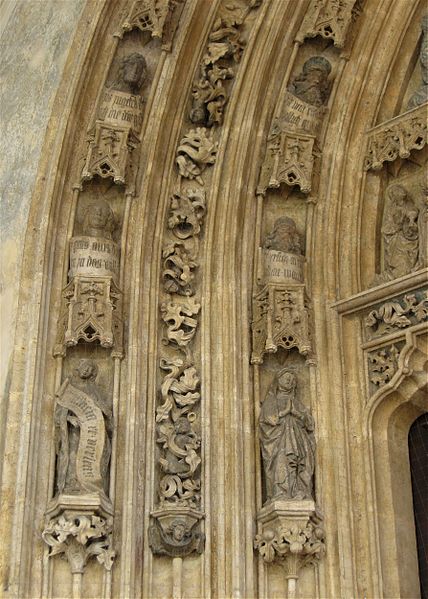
[110,52,147,95]
[82,200,115,239]
[264,217,303,255]
[288,56,331,107]
[259,369,315,502]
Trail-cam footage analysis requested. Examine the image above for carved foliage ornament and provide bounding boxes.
[176,128,218,185]
[296,0,362,48]
[162,188,206,296]
[119,0,185,50]
[43,514,114,574]
[368,344,401,388]
[254,519,325,567]
[364,104,427,171]
[365,290,428,337]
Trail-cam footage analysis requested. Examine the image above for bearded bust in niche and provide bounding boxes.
[81,199,116,239]
[264,217,303,255]
[288,56,332,107]
[375,184,421,283]
[110,52,147,95]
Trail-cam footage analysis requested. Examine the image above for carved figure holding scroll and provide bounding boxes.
[264,217,303,255]
[377,185,420,282]
[82,199,115,239]
[110,52,147,95]
[259,369,315,501]
[407,14,428,109]
[288,56,331,107]
[55,359,112,497]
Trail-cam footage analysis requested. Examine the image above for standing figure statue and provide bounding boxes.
[259,369,315,501]
[376,185,420,283]
[55,359,113,497]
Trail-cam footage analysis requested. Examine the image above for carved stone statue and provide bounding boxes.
[259,369,315,501]
[288,56,331,107]
[55,359,112,497]
[81,200,115,239]
[376,185,420,282]
[264,217,303,255]
[407,14,428,109]
[110,52,147,95]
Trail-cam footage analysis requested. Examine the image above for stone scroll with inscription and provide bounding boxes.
[56,378,107,495]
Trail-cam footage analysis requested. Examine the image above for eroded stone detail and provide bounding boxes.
[162,189,206,296]
[82,53,147,189]
[119,0,185,51]
[368,344,401,387]
[43,514,114,574]
[288,57,332,108]
[160,299,201,354]
[365,290,428,337]
[407,14,428,110]
[259,370,315,501]
[258,57,331,195]
[54,360,113,498]
[55,201,123,357]
[254,501,325,593]
[364,104,427,171]
[296,0,361,48]
[252,219,312,362]
[149,509,204,557]
[373,184,423,284]
[175,128,218,185]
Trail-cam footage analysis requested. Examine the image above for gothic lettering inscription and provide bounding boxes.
[263,250,304,284]
[99,90,145,132]
[69,237,120,280]
[281,91,325,136]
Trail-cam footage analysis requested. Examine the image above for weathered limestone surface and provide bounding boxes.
[1,1,427,598]
[0,0,85,396]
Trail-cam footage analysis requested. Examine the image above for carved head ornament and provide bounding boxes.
[82,200,115,239]
[75,359,98,381]
[264,217,303,255]
[114,52,147,94]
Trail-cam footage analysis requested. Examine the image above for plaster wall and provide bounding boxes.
[0,0,85,396]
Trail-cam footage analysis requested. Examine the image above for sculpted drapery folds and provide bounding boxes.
[374,184,421,284]
[259,370,315,502]
[55,359,112,497]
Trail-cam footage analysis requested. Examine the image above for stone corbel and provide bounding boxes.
[149,506,204,557]
[257,130,316,195]
[254,500,325,598]
[295,0,361,48]
[42,494,115,574]
[363,104,427,171]
[81,121,140,189]
[251,283,312,363]
[54,276,123,358]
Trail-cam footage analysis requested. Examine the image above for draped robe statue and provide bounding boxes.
[259,370,315,501]
[55,359,112,497]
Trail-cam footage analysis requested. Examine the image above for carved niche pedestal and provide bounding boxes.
[254,499,325,598]
[43,493,115,575]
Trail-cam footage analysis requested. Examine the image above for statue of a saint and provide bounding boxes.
[264,217,303,255]
[81,200,115,239]
[55,359,112,497]
[110,52,147,95]
[259,369,315,501]
[288,56,331,107]
[376,185,420,282]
